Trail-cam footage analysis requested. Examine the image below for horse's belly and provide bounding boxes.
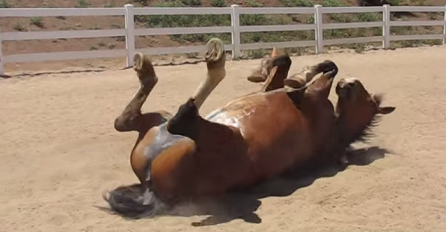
[249,125,312,180]
[207,93,313,181]
[147,91,317,200]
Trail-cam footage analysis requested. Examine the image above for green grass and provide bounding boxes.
[129,0,442,57]
[30,17,44,28]
[13,22,26,32]
[0,0,11,8]
[75,0,90,8]
[280,0,315,7]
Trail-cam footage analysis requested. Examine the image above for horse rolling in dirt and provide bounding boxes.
[103,37,341,218]
[103,37,395,220]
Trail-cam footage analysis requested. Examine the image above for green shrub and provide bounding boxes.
[75,0,90,8]
[211,0,226,7]
[30,17,44,28]
[0,0,11,8]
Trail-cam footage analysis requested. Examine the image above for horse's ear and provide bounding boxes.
[271,47,278,58]
[377,106,395,115]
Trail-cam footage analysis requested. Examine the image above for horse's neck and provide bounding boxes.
[304,99,344,157]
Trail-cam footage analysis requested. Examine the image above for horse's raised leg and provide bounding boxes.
[260,54,292,92]
[190,38,226,110]
[167,38,226,137]
[114,53,171,133]
[284,60,338,89]
[247,47,279,83]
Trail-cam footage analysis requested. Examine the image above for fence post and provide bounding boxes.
[383,4,390,49]
[443,5,446,45]
[125,4,136,67]
[314,4,323,54]
[231,4,241,59]
[0,27,4,76]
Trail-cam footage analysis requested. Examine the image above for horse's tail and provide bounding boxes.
[102,183,165,219]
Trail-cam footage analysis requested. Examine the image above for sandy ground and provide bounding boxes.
[1,46,446,232]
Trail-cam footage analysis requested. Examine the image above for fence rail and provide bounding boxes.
[1,4,446,75]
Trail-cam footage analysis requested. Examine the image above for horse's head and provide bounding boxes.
[335,77,395,145]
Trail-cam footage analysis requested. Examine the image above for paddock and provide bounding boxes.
[1,46,446,232]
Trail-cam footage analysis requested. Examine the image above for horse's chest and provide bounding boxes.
[308,102,337,154]
[307,100,334,132]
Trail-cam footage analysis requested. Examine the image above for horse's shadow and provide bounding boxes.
[164,146,391,226]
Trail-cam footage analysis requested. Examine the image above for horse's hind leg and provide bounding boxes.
[114,53,171,133]
[189,37,227,110]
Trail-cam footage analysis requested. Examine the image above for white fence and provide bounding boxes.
[0,4,445,75]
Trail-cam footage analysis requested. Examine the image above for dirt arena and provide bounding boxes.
[1,46,446,232]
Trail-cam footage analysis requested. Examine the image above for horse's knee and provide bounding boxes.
[114,116,134,132]
[114,118,126,132]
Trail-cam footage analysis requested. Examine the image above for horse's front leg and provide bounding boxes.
[284,60,338,89]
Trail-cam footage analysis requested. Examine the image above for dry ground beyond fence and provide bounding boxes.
[1,46,446,232]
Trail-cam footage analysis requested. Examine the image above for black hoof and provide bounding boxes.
[315,60,338,77]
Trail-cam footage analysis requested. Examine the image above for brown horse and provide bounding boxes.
[103,37,340,217]
[103,38,395,219]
